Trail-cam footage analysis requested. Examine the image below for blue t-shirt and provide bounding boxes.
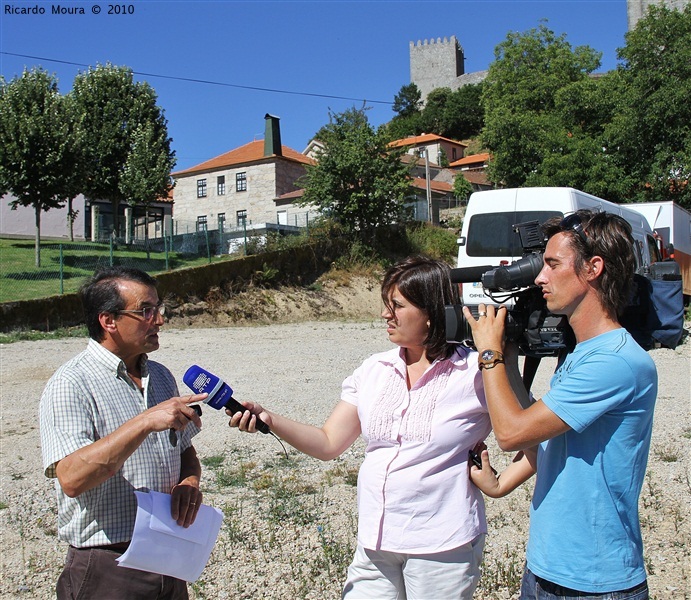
[527,328,657,593]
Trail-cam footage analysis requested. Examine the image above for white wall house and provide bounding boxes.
[0,192,173,242]
[389,133,467,166]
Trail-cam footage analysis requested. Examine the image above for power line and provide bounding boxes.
[0,51,394,105]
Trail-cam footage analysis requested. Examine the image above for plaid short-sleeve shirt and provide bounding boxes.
[39,339,200,547]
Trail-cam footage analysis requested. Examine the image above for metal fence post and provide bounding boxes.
[204,228,211,263]
[109,236,114,266]
[243,219,248,255]
[164,233,169,271]
[59,244,64,295]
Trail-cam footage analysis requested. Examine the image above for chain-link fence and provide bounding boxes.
[1,221,312,303]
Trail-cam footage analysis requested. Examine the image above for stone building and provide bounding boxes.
[409,36,487,101]
[410,2,689,101]
[627,0,689,30]
[171,114,315,234]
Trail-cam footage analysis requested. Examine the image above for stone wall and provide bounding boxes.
[173,162,277,230]
[409,36,488,100]
[410,36,465,100]
[0,239,348,333]
[627,0,689,30]
[172,158,310,231]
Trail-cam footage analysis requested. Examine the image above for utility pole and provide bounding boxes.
[423,148,432,223]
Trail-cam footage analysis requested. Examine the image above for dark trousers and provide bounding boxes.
[57,546,189,600]
[520,566,649,600]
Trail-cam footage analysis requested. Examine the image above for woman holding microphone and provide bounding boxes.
[229,255,491,600]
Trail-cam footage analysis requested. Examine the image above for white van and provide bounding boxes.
[456,187,660,306]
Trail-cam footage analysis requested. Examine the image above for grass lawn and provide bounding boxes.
[0,238,233,303]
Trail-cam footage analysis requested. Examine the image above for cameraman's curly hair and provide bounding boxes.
[542,210,636,319]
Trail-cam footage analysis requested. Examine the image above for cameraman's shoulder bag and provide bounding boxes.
[621,261,685,350]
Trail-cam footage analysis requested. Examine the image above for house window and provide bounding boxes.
[452,148,457,161]
[217,176,226,195]
[236,209,247,227]
[236,172,247,192]
[197,179,207,198]
[218,212,226,232]
[196,215,207,232]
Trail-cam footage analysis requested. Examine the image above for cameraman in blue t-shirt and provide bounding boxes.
[464,210,656,600]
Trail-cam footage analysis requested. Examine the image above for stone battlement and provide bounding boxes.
[410,34,483,100]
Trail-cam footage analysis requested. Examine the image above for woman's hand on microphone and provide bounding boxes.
[227,401,270,433]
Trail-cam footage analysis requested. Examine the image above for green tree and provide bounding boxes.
[392,83,422,118]
[440,83,485,141]
[385,83,423,141]
[299,107,413,242]
[521,74,627,198]
[384,110,423,142]
[418,88,453,135]
[481,23,603,188]
[71,64,175,237]
[384,82,484,143]
[0,68,81,266]
[605,4,691,208]
[453,172,473,203]
[119,121,174,243]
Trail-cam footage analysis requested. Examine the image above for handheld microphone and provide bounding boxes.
[183,365,271,434]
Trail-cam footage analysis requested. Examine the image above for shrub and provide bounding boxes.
[405,223,458,263]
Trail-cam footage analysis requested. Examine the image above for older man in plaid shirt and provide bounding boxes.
[39,266,206,600]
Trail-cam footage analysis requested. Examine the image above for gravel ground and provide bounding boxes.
[0,320,689,599]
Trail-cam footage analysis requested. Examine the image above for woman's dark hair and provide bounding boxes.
[79,267,158,341]
[542,210,636,318]
[381,255,459,361]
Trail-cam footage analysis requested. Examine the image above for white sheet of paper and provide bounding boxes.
[116,490,223,582]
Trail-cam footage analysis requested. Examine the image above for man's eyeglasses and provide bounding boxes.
[117,304,166,320]
[560,213,588,245]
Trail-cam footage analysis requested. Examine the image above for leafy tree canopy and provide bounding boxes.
[71,64,175,233]
[453,172,473,202]
[384,83,485,143]
[393,83,422,118]
[0,68,81,266]
[481,22,606,189]
[605,4,691,207]
[120,122,174,207]
[299,107,413,242]
[441,83,485,141]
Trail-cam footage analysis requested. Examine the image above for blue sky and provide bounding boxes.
[1,1,629,171]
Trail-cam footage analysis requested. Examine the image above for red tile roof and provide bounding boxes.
[278,178,455,200]
[276,189,305,200]
[410,177,454,194]
[460,170,490,186]
[450,152,490,168]
[389,133,468,149]
[172,140,315,177]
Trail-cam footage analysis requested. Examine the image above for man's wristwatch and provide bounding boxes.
[478,349,504,370]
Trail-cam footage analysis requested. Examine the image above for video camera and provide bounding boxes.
[445,221,574,358]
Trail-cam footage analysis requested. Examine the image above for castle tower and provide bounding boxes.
[627,0,689,30]
[409,36,465,100]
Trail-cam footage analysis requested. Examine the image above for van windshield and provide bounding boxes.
[466,211,562,257]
